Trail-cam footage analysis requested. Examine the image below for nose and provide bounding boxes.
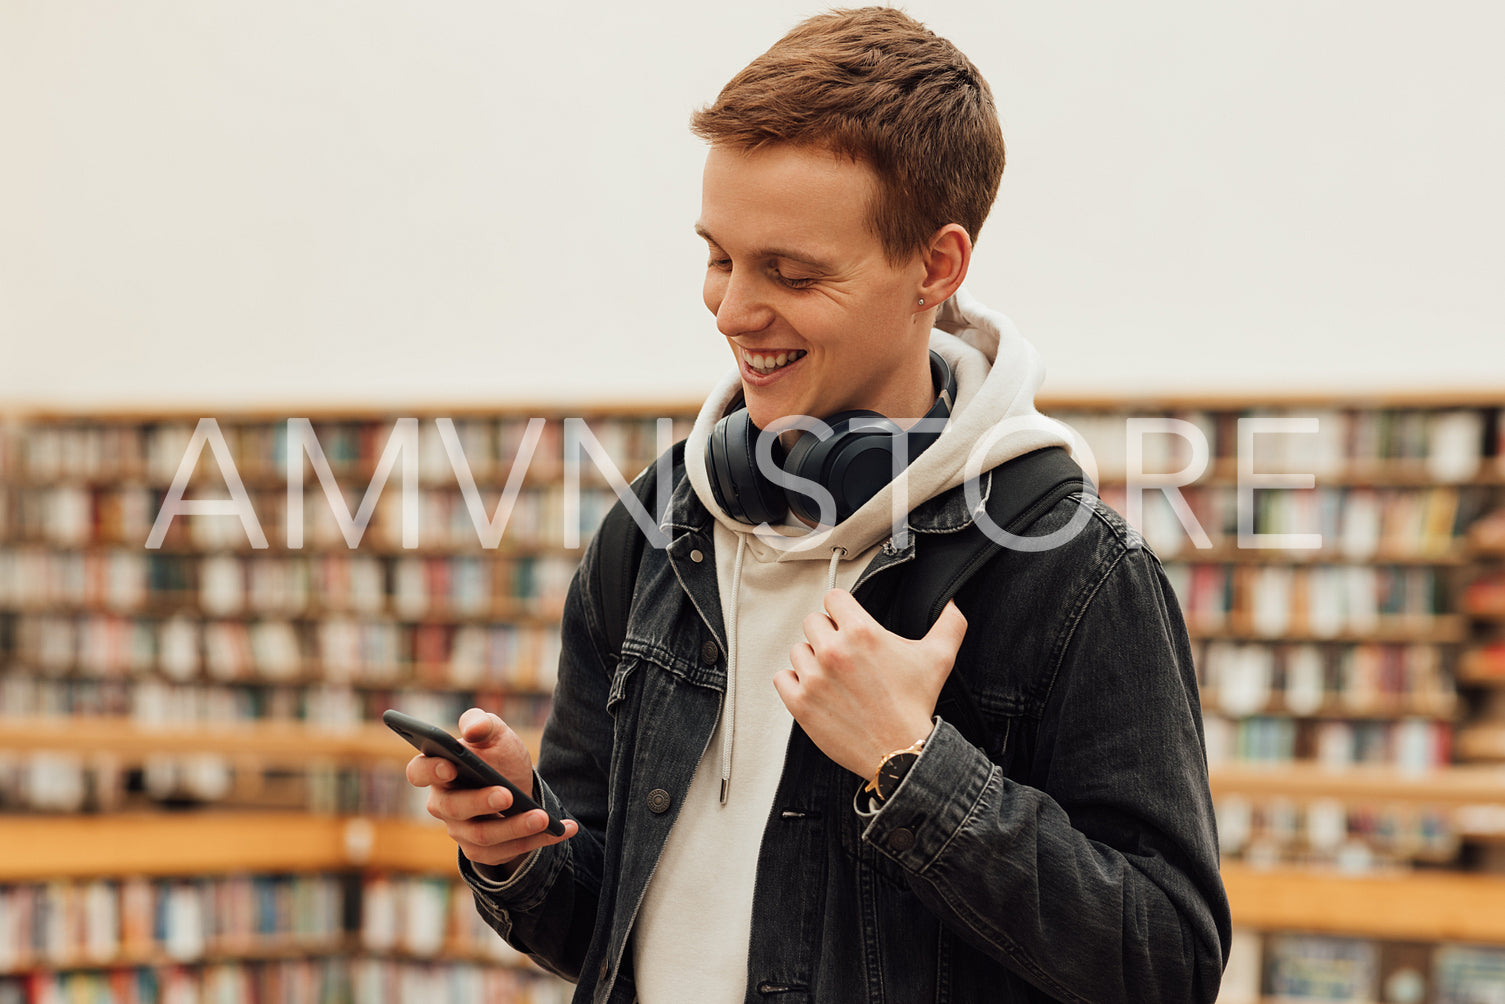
[707,268,773,339]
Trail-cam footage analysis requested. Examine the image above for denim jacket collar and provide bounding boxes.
[659,465,997,603]
[665,458,994,536]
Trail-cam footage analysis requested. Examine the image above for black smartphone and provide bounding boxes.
[382,709,566,836]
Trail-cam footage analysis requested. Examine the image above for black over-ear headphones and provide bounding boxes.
[706,349,957,526]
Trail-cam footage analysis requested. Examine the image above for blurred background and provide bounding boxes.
[2,3,1504,1003]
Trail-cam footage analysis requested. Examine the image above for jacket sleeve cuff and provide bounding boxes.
[857,716,995,873]
[463,846,544,893]
[457,770,571,916]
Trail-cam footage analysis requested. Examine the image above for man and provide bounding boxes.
[408,9,1231,1002]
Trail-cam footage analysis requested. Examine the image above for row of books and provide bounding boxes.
[1100,484,1474,558]
[0,673,548,731]
[4,495,1472,621]
[1195,641,1456,719]
[1219,930,1505,1004]
[0,958,570,1004]
[5,479,1484,559]
[336,960,570,1004]
[0,871,569,985]
[8,616,564,690]
[10,416,694,488]
[0,676,295,729]
[1216,796,1457,868]
[0,752,428,820]
[1164,563,1449,637]
[361,874,520,959]
[10,408,1500,488]
[1201,715,1453,771]
[8,483,630,551]
[0,875,345,972]
[1056,406,1498,481]
[0,550,579,620]
[0,565,1458,684]
[6,480,1483,561]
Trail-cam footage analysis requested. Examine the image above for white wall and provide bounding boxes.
[2,1,1502,408]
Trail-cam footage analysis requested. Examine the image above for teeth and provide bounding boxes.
[743,349,805,375]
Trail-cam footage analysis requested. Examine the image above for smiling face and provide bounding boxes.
[697,144,937,431]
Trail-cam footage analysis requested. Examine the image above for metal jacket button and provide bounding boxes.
[700,639,720,664]
[690,548,704,563]
[647,788,671,814]
[886,827,917,853]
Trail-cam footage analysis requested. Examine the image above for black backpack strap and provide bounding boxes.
[892,446,1094,748]
[888,447,1092,640]
[594,441,1087,749]
[597,440,687,666]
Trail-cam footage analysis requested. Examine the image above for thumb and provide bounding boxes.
[925,600,968,654]
[458,707,503,748]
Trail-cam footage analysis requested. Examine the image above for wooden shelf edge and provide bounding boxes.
[1159,548,1468,567]
[0,814,463,881]
[0,813,353,880]
[1186,618,1469,645]
[1222,863,1505,943]
[0,938,354,976]
[1210,763,1505,806]
[4,390,1500,424]
[0,717,543,765]
[364,818,463,873]
[0,719,411,762]
[1458,724,1505,761]
[0,402,703,423]
[15,810,1505,948]
[0,665,560,696]
[0,601,565,627]
[1201,693,1458,722]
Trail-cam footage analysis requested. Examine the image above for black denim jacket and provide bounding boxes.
[462,459,1232,1003]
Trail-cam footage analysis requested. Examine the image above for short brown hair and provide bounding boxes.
[690,7,1005,265]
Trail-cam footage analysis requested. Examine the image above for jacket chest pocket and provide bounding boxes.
[604,655,639,719]
[934,687,1026,771]
[604,641,724,766]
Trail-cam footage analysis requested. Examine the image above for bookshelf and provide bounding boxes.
[0,407,690,1004]
[2,397,1505,1003]
[1456,511,1505,804]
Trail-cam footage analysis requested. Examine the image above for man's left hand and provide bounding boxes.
[775,589,968,781]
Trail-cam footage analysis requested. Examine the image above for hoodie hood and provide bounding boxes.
[644,287,1079,902]
[685,286,1078,561]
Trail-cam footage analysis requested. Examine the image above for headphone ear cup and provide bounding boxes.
[785,410,902,525]
[707,408,789,525]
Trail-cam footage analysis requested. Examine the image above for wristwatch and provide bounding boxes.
[863,737,927,803]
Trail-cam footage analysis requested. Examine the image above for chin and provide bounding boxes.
[738,396,788,434]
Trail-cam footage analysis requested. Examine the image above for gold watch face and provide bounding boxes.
[876,751,920,800]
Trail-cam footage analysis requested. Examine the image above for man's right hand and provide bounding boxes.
[404,707,578,874]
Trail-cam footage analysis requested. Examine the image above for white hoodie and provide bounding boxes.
[632,290,1076,1000]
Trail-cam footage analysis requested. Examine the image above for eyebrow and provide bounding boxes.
[694,223,835,272]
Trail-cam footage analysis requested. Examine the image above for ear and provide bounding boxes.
[916,224,972,312]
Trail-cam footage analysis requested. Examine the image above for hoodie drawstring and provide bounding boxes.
[718,533,747,804]
[720,541,846,805]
